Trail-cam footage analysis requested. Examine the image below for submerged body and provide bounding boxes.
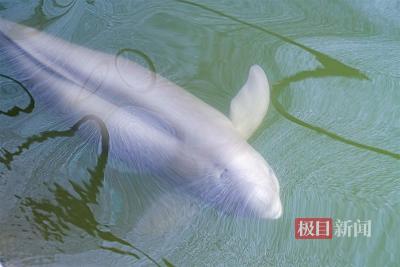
[0,18,282,219]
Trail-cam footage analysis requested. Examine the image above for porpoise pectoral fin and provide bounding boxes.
[229,65,270,139]
[133,193,199,237]
[131,193,199,256]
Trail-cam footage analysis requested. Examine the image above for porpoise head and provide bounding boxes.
[177,141,282,220]
[215,145,282,219]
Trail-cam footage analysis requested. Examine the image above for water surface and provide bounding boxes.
[0,0,399,266]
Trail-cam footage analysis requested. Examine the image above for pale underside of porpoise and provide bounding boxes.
[0,18,282,219]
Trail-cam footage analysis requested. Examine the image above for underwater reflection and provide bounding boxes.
[177,0,399,160]
[271,69,400,160]
[0,74,34,117]
[1,115,170,266]
[22,0,77,29]
[115,48,157,92]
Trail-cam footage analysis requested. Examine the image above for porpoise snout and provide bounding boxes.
[249,186,282,219]
[268,197,283,219]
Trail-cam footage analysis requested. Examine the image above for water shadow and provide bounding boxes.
[22,0,78,29]
[114,48,157,93]
[176,0,399,159]
[2,115,170,266]
[271,69,400,159]
[0,74,34,117]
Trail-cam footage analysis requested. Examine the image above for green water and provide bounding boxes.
[0,0,399,266]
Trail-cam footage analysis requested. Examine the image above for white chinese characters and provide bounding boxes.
[295,218,371,239]
[334,219,371,238]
